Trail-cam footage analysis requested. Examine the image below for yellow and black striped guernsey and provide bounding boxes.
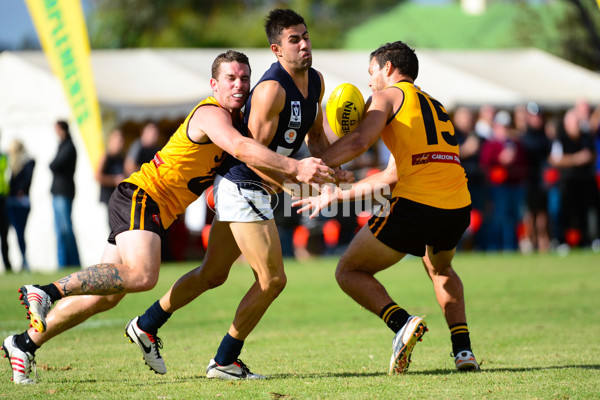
[382,81,471,209]
[125,97,231,228]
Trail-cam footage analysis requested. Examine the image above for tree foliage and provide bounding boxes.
[87,0,600,71]
[88,0,402,49]
[514,0,600,71]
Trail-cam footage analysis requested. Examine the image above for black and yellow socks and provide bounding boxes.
[450,323,472,354]
[380,302,410,334]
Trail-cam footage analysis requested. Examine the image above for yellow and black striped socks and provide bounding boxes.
[380,302,410,334]
[450,323,472,354]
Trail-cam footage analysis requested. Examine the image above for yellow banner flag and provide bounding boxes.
[25,0,104,168]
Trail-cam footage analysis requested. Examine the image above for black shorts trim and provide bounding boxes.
[107,182,167,244]
[368,197,471,257]
[369,197,401,236]
[237,186,269,221]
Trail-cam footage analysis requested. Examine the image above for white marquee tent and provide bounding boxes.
[1,47,599,271]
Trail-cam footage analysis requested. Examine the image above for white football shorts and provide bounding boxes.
[213,174,274,222]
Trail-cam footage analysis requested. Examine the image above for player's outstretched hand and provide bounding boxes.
[295,157,335,185]
[333,167,355,184]
[292,183,340,219]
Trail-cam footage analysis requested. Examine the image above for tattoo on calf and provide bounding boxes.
[57,275,73,296]
[79,264,124,294]
[58,264,125,295]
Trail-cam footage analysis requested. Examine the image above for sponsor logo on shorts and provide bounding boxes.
[152,214,161,225]
[412,151,460,165]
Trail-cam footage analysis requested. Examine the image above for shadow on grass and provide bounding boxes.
[268,364,600,379]
[413,364,600,376]
[266,364,600,380]
[267,371,386,379]
[42,364,600,385]
[61,371,388,384]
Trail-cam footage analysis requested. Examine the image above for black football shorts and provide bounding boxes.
[368,197,471,257]
[107,182,167,244]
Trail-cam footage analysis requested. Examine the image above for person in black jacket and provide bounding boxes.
[549,109,600,248]
[124,122,161,178]
[50,120,80,268]
[520,103,552,253]
[95,129,125,228]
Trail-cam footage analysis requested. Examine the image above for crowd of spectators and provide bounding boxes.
[275,99,600,257]
[456,99,600,254]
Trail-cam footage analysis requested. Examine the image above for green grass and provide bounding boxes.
[1,251,600,399]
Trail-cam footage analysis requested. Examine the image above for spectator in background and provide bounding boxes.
[50,120,80,268]
[124,122,161,177]
[0,133,12,273]
[520,102,552,253]
[591,105,600,196]
[124,122,169,258]
[513,104,528,134]
[271,190,300,258]
[474,104,495,141]
[590,103,600,136]
[549,109,600,249]
[95,129,125,225]
[480,110,528,251]
[454,106,485,249]
[544,116,564,247]
[6,140,35,271]
[574,98,592,135]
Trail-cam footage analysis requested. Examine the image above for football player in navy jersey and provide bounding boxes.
[127,9,351,380]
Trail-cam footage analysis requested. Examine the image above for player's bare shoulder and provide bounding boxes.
[315,70,325,100]
[251,80,286,113]
[188,103,229,144]
[380,85,405,114]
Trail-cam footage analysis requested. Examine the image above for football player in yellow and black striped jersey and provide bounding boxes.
[294,41,480,374]
[4,50,334,384]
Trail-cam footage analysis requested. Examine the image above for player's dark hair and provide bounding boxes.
[370,41,419,81]
[265,9,306,45]
[211,50,251,79]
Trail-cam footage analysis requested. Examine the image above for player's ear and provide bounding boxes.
[385,61,393,77]
[271,43,282,57]
[209,78,218,92]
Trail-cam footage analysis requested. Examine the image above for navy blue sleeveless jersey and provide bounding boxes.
[219,61,321,189]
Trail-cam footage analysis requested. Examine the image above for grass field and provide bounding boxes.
[1,251,599,399]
